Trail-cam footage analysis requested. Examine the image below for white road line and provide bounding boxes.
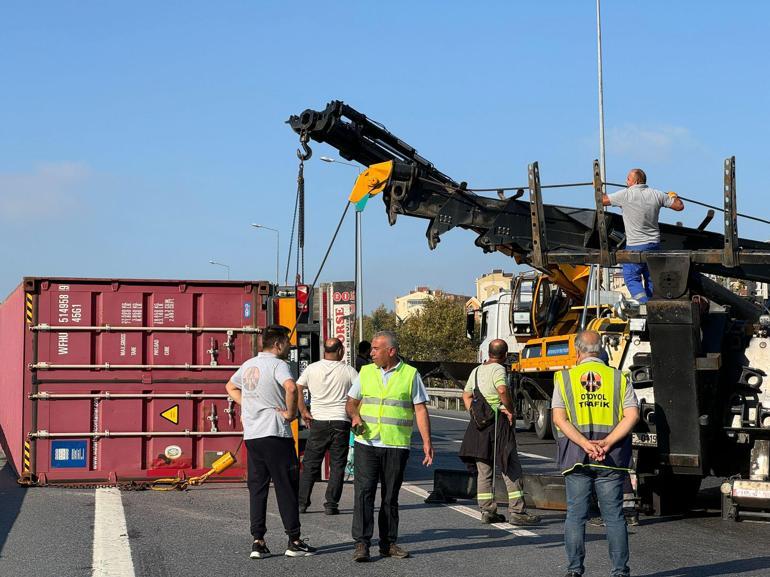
[430,414,470,423]
[431,434,552,462]
[93,487,136,577]
[402,483,538,538]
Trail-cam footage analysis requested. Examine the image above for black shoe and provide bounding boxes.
[250,541,271,559]
[625,512,640,526]
[565,572,582,577]
[379,543,410,558]
[285,538,317,557]
[509,512,541,526]
[588,516,605,527]
[353,543,370,562]
[299,505,308,514]
[481,511,506,524]
[324,506,339,516]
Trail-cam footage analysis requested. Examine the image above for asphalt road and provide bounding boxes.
[2,410,770,577]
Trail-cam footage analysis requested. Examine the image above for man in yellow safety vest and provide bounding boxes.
[346,330,433,562]
[551,330,639,577]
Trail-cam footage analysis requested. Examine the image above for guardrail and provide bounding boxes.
[426,387,465,411]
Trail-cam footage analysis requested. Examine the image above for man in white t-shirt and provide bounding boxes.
[297,338,358,515]
[225,325,316,559]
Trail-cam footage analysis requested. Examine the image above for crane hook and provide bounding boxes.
[296,132,312,161]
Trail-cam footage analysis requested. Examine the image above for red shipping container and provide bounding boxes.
[0,277,271,485]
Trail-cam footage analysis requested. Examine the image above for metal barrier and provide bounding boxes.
[426,387,465,411]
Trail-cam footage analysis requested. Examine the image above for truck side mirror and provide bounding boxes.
[466,311,475,340]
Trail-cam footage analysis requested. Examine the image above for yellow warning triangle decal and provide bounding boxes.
[160,404,179,425]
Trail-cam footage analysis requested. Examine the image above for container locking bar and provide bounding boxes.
[29,430,243,439]
[30,324,262,333]
[31,363,241,370]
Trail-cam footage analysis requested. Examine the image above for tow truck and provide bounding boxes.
[289,101,770,519]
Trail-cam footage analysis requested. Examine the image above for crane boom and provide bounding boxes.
[289,100,770,284]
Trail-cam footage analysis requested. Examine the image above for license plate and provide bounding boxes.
[632,432,657,447]
[733,481,770,500]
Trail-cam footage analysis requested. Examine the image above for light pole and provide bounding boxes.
[251,224,280,286]
[208,260,231,280]
[321,156,364,344]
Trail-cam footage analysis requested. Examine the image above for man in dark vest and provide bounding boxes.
[551,330,639,577]
[459,339,540,525]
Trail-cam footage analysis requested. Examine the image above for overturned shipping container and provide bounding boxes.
[0,277,272,485]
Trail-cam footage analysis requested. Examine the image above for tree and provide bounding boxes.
[362,304,398,342]
[398,295,478,362]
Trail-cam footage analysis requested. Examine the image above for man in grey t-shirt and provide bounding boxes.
[602,168,684,302]
[226,325,316,559]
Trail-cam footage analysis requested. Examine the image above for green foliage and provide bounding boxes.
[362,304,398,342]
[362,296,478,362]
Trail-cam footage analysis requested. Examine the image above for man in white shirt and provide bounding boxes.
[225,325,317,559]
[297,338,359,515]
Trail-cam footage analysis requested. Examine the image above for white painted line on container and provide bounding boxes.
[93,487,136,577]
[401,483,538,538]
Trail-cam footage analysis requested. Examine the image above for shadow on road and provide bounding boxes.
[0,456,26,555]
[638,556,770,577]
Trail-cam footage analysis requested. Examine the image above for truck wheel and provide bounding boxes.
[534,400,554,440]
[520,401,536,432]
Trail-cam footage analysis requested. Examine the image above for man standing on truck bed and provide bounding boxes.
[225,325,317,559]
[602,168,684,303]
[551,330,639,577]
[458,339,541,526]
[297,337,358,516]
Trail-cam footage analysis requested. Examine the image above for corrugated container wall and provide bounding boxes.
[0,277,271,485]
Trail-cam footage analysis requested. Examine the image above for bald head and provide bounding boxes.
[575,330,602,361]
[626,168,647,186]
[488,339,508,361]
[323,338,344,360]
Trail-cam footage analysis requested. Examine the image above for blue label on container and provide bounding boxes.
[51,440,88,468]
[244,302,252,319]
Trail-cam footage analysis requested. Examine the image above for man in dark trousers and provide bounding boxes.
[346,331,434,562]
[297,337,358,515]
[225,325,317,559]
[459,339,540,525]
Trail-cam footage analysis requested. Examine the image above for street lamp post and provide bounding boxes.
[208,260,231,280]
[251,224,280,286]
[320,156,364,344]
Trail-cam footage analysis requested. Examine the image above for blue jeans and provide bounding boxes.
[622,242,660,303]
[564,468,630,577]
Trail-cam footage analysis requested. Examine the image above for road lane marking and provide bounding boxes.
[431,434,552,462]
[93,487,135,577]
[402,483,538,537]
[430,414,470,422]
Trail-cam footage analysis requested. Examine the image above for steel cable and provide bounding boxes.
[289,201,351,340]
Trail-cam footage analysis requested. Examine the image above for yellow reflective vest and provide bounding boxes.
[357,362,416,448]
[553,360,632,474]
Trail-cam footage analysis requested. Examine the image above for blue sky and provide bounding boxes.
[2,1,769,311]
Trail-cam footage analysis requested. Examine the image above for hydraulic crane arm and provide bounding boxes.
[288,100,770,284]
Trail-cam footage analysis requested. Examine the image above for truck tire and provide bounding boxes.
[534,400,554,440]
[520,400,536,432]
